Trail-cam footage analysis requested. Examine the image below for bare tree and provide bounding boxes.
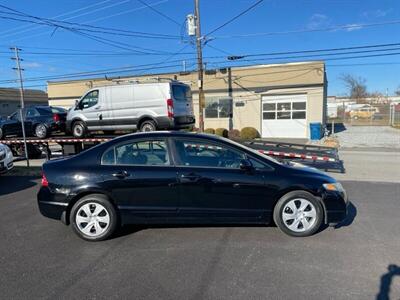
[340,74,368,103]
[395,86,400,96]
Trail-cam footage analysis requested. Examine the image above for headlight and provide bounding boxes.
[323,182,344,192]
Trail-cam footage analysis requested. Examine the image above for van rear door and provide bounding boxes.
[171,84,193,117]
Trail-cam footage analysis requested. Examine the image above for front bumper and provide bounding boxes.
[0,153,14,174]
[322,189,348,225]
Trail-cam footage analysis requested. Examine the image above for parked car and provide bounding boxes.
[349,106,379,119]
[66,81,195,138]
[0,106,67,139]
[0,143,14,174]
[37,131,348,241]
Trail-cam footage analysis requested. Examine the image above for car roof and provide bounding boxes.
[113,131,225,142]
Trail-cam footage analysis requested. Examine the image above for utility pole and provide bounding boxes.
[194,0,205,132]
[11,46,29,167]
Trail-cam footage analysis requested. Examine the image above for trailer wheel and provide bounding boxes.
[72,121,87,138]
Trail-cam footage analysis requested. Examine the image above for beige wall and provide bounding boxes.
[47,61,326,137]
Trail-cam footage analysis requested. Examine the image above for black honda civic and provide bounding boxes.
[37,131,348,241]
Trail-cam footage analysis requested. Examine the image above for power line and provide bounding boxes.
[136,0,181,26]
[0,4,181,40]
[0,0,112,36]
[206,0,264,36]
[212,19,400,39]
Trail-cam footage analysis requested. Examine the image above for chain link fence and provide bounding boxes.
[326,103,400,129]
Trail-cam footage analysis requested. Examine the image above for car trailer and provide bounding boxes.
[0,136,344,173]
[243,140,344,173]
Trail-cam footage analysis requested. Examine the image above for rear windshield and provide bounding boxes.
[172,85,191,102]
[51,107,67,114]
[36,107,52,115]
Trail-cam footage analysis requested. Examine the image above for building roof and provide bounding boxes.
[0,88,48,102]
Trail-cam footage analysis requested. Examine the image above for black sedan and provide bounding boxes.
[37,131,348,241]
[0,106,67,139]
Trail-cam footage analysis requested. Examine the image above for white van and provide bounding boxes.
[66,81,195,137]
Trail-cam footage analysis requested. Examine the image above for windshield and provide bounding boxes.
[172,85,191,102]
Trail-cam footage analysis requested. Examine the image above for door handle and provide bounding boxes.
[95,106,101,110]
[112,170,130,179]
[180,173,201,181]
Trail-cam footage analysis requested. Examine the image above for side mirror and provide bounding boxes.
[239,159,253,172]
[7,116,11,120]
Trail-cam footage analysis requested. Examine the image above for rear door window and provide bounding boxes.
[102,140,171,166]
[172,85,191,102]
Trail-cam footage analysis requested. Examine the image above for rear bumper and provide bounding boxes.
[157,116,195,129]
[322,190,348,225]
[37,187,68,222]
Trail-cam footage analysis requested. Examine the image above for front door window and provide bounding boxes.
[79,90,99,110]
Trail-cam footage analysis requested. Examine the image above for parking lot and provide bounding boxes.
[0,147,399,300]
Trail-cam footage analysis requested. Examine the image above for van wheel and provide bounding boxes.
[273,191,323,237]
[72,121,87,138]
[140,120,157,132]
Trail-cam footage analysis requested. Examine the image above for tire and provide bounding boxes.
[273,191,323,237]
[139,120,157,132]
[70,194,118,241]
[34,123,49,139]
[0,127,4,139]
[72,121,87,138]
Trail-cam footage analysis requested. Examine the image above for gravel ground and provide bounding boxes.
[335,125,400,149]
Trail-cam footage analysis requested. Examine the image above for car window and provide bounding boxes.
[79,90,99,109]
[51,107,67,114]
[26,108,40,117]
[174,139,245,169]
[9,112,21,121]
[102,140,170,166]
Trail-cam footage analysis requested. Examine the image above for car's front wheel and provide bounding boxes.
[273,191,323,237]
[70,194,118,241]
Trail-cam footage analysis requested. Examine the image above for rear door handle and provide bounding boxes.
[180,173,201,181]
[112,170,130,179]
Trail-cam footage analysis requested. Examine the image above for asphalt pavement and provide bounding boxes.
[0,175,399,299]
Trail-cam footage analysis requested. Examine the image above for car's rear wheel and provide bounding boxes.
[140,120,157,132]
[273,191,323,237]
[72,121,87,138]
[35,124,49,139]
[70,194,118,241]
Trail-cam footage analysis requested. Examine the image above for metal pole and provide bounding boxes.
[11,46,29,167]
[194,0,205,132]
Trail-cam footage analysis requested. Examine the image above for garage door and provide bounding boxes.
[261,94,307,138]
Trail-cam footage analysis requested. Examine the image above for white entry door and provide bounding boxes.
[261,94,307,138]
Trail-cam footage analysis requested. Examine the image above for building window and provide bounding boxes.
[205,97,232,118]
[262,100,306,120]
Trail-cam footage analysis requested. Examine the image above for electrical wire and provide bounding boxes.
[206,0,264,36]
[136,0,181,26]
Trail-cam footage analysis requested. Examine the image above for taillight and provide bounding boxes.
[41,172,49,187]
[167,99,174,118]
[53,113,60,122]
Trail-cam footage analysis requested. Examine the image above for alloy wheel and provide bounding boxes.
[75,202,110,237]
[282,198,317,233]
[35,124,47,138]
